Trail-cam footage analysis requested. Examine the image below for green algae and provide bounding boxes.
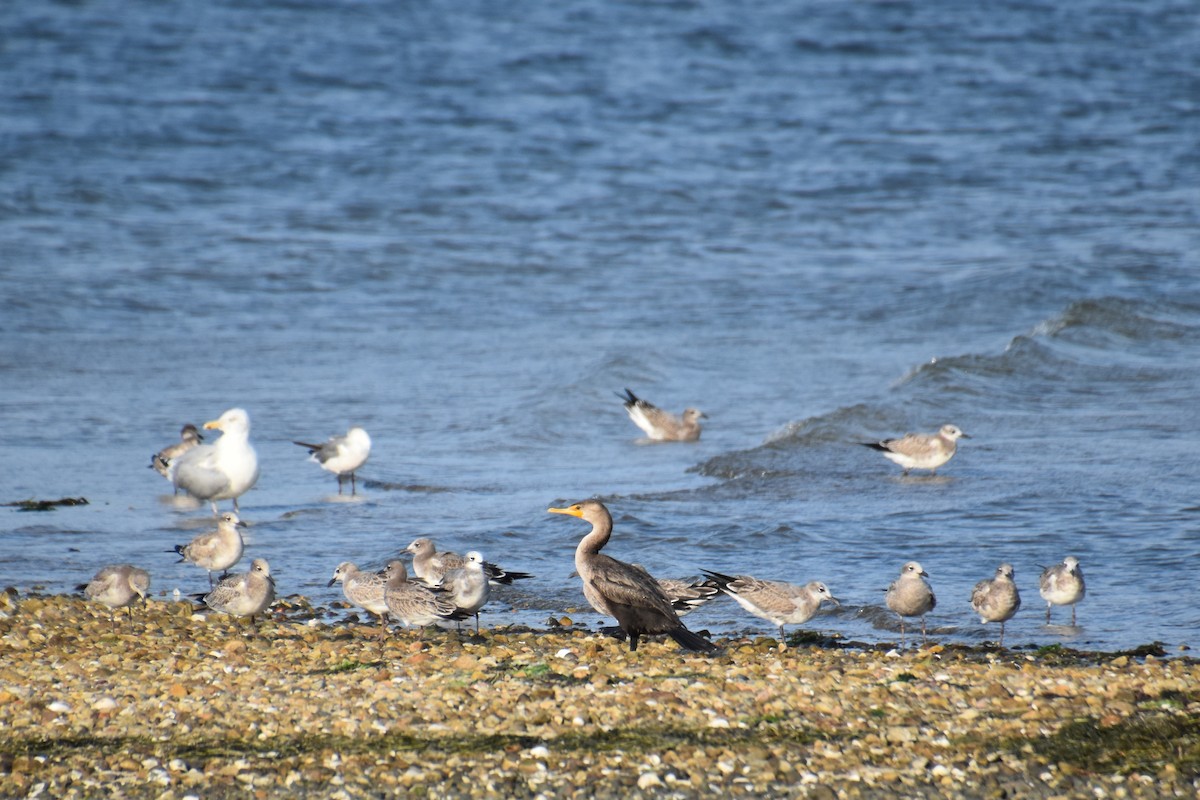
[0,723,831,763]
[1028,712,1200,776]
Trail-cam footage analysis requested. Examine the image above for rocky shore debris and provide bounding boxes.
[0,594,1195,799]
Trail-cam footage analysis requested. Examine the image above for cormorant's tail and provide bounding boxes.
[668,626,720,653]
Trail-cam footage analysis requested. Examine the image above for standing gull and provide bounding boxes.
[200,558,275,625]
[382,560,464,634]
[548,499,718,653]
[618,388,706,442]
[861,424,969,475]
[886,561,937,646]
[293,427,371,496]
[150,424,203,491]
[970,563,1021,646]
[172,512,246,588]
[437,551,491,634]
[702,570,839,643]
[78,564,150,632]
[406,538,533,586]
[171,408,260,515]
[655,577,720,618]
[1039,556,1085,625]
[329,562,389,637]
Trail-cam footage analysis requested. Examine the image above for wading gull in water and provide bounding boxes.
[860,424,969,475]
[970,563,1021,646]
[293,427,371,496]
[618,388,706,442]
[1039,556,1085,625]
[172,512,246,588]
[886,561,936,646]
[548,499,718,653]
[702,570,839,643]
[171,408,259,515]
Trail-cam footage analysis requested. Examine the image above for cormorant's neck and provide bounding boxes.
[575,511,613,556]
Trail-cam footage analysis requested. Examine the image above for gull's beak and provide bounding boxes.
[960,433,972,439]
[547,506,582,518]
[203,419,222,430]
[919,570,930,578]
[827,595,841,607]
[326,577,337,588]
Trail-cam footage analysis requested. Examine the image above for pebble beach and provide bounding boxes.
[2,595,1196,799]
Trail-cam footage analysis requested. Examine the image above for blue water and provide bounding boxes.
[2,0,1198,652]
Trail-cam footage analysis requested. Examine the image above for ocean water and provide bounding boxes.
[2,0,1197,652]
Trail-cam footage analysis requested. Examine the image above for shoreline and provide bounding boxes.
[1,596,1196,798]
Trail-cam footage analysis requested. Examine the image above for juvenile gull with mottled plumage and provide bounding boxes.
[1039,556,1085,625]
[173,512,245,587]
[861,424,969,475]
[406,538,532,586]
[618,388,706,442]
[79,564,150,631]
[702,570,839,643]
[200,558,275,625]
[329,562,389,631]
[437,551,491,633]
[970,563,1021,645]
[655,577,720,618]
[150,424,203,490]
[383,560,465,634]
[886,561,936,646]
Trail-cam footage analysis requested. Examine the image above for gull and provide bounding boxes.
[79,564,150,632]
[437,551,491,633]
[329,562,389,638]
[970,563,1021,646]
[405,538,533,586]
[382,560,464,634]
[618,388,706,442]
[150,424,203,491]
[171,408,260,515]
[655,577,720,618]
[293,427,371,496]
[1039,556,1085,625]
[200,558,275,625]
[172,512,246,587]
[886,561,936,646]
[702,570,839,643]
[860,424,969,475]
[548,499,718,653]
